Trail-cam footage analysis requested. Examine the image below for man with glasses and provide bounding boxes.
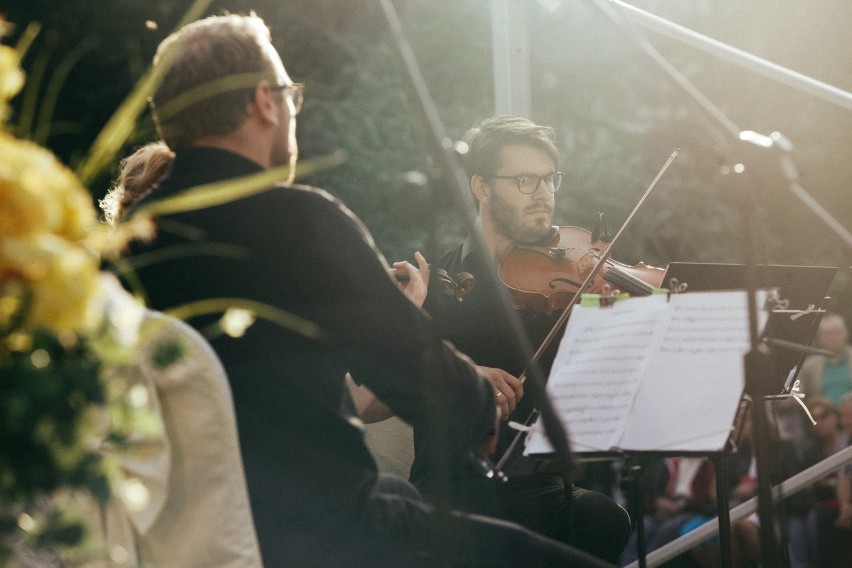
[406,116,632,564]
[127,15,611,568]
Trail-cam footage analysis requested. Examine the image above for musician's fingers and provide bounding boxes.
[479,366,521,408]
[391,260,428,308]
[389,260,415,279]
[492,379,516,411]
[495,368,524,400]
[479,366,517,414]
[413,251,429,281]
[495,390,510,418]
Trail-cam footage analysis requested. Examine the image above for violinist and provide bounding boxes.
[414,115,632,563]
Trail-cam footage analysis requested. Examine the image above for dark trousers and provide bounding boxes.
[424,474,631,565]
[251,469,613,567]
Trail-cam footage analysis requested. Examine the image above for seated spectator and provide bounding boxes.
[619,457,717,567]
[773,312,850,460]
[833,393,852,562]
[728,408,819,568]
[78,275,262,567]
[800,396,852,567]
[800,313,852,404]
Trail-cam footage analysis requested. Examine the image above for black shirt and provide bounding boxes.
[411,237,566,490]
[123,147,496,560]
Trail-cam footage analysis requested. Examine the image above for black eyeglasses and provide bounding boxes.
[271,82,304,115]
[489,172,564,194]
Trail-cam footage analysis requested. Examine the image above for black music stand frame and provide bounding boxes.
[612,444,738,568]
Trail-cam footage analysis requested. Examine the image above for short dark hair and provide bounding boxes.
[461,115,560,180]
[151,14,280,149]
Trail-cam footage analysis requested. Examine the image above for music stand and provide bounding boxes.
[661,263,838,393]
[644,262,836,567]
[661,263,836,306]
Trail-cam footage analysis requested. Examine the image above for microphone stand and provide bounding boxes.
[584,1,852,566]
[590,0,852,255]
[377,0,577,482]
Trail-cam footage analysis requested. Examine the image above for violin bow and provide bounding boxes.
[495,148,680,471]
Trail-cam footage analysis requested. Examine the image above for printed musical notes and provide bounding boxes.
[524,291,767,455]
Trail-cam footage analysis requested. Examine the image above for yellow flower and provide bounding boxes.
[0,133,97,241]
[0,127,103,336]
[0,233,101,334]
[0,45,24,122]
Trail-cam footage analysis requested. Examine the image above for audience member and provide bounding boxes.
[800,312,852,403]
[619,457,717,566]
[833,393,852,564]
[800,396,852,567]
[727,408,818,568]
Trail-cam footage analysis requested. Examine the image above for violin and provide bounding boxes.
[498,225,665,315]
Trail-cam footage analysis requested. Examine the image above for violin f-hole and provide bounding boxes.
[548,277,585,291]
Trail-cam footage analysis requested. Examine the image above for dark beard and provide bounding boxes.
[490,187,552,244]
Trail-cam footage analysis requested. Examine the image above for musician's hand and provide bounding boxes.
[477,365,523,419]
[391,251,429,308]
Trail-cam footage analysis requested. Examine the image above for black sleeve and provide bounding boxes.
[274,188,496,451]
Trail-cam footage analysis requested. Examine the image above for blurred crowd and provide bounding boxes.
[592,312,852,568]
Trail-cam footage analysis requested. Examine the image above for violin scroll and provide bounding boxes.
[437,269,475,301]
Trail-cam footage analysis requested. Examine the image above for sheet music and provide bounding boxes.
[524,291,767,455]
[525,294,669,453]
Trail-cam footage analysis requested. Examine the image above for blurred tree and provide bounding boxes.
[3,0,849,318]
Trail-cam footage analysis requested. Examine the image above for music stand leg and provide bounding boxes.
[746,348,783,567]
[713,453,733,568]
[624,458,648,568]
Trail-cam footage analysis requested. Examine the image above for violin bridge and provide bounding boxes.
[577,250,597,275]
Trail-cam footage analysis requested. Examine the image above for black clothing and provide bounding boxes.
[125,147,609,567]
[415,238,631,564]
[414,238,564,485]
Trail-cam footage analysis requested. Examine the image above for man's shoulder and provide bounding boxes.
[265,182,340,207]
[193,181,345,219]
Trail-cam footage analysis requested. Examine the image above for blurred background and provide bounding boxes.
[3,0,851,319]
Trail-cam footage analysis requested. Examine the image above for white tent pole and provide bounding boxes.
[611,0,852,113]
[492,0,532,116]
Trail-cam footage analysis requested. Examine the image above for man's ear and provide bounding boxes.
[251,82,280,126]
[470,175,490,205]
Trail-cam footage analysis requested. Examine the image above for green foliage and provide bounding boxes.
[0,331,107,504]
